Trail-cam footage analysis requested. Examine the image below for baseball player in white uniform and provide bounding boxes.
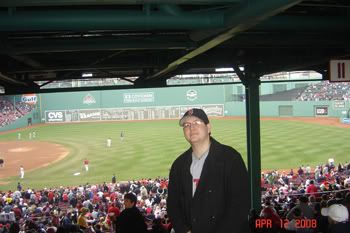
[20,165,24,179]
[107,137,112,147]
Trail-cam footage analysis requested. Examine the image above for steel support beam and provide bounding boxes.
[148,0,301,80]
[0,0,243,7]
[234,64,262,212]
[0,10,223,31]
[0,72,27,85]
[2,37,197,55]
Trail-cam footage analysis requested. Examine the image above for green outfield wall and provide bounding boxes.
[40,85,224,110]
[224,100,350,117]
[1,83,350,131]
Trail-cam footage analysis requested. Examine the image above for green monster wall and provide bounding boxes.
[1,83,349,132]
[40,85,224,110]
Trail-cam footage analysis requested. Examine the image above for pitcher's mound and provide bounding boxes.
[8,147,33,152]
[0,141,69,179]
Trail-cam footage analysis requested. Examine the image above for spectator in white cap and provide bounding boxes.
[321,204,350,233]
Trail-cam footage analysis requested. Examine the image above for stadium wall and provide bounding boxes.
[39,85,349,121]
[39,86,226,122]
[40,85,224,110]
[1,83,349,131]
[224,101,349,117]
[0,95,41,131]
[0,112,37,131]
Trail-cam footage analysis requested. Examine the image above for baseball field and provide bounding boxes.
[0,117,349,191]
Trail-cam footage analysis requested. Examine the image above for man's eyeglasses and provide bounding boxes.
[182,120,204,129]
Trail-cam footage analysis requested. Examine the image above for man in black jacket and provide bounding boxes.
[116,192,147,233]
[167,108,250,233]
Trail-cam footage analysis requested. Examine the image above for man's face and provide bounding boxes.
[182,116,211,144]
[124,199,134,209]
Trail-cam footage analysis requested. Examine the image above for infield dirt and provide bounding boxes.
[0,141,69,180]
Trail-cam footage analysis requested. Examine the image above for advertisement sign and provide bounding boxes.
[79,109,101,121]
[341,118,350,124]
[333,100,345,109]
[83,93,96,105]
[186,89,198,101]
[101,109,124,120]
[123,92,154,103]
[21,94,37,105]
[315,106,328,116]
[202,105,224,116]
[44,104,224,123]
[45,111,65,122]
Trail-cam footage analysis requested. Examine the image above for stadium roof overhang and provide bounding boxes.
[0,0,349,94]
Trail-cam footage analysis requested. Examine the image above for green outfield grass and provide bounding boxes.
[0,118,349,190]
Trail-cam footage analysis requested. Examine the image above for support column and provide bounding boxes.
[234,64,262,211]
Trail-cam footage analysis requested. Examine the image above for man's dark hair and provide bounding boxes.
[124,192,137,204]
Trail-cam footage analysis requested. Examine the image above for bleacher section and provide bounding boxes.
[0,99,34,127]
[296,81,350,101]
[260,87,307,101]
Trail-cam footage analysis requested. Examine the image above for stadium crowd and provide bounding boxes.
[255,160,350,233]
[0,160,350,233]
[0,178,169,233]
[0,99,34,127]
[296,81,350,101]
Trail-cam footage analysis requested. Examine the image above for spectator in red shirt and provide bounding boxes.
[260,200,281,232]
[306,180,318,196]
[108,202,121,231]
[62,192,68,202]
[48,190,54,204]
[12,205,22,220]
